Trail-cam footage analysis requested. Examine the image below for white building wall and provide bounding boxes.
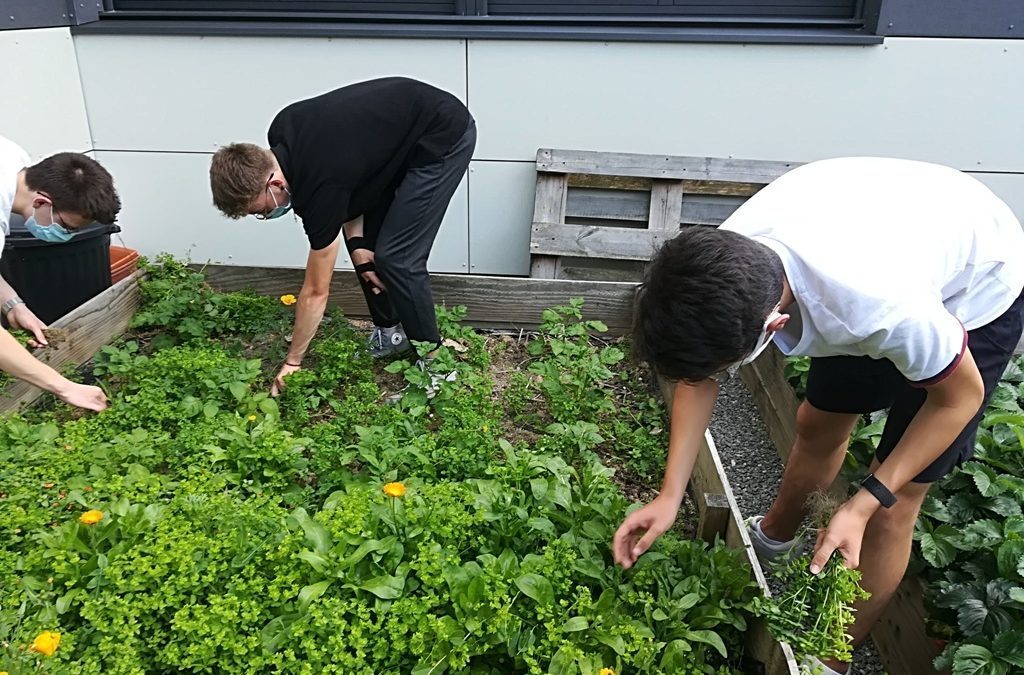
[4,31,1022,276]
[0,27,92,160]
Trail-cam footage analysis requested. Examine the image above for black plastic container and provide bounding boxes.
[1,220,120,324]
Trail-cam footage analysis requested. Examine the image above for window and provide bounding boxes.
[108,0,861,22]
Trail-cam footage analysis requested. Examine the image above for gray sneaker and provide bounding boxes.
[368,324,410,359]
[800,656,851,675]
[746,515,799,566]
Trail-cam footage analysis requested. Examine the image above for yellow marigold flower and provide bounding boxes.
[79,509,103,525]
[482,424,489,433]
[279,294,297,306]
[599,669,615,675]
[247,414,257,422]
[383,482,406,498]
[30,630,61,656]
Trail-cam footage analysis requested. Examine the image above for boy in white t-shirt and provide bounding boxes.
[0,135,121,411]
[611,157,1024,674]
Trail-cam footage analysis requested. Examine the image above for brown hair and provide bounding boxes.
[209,143,273,219]
[24,153,121,226]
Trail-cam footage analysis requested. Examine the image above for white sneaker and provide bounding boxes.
[420,358,457,399]
[801,655,851,675]
[384,358,457,405]
[746,515,798,565]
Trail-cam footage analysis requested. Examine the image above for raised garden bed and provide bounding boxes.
[1,260,806,674]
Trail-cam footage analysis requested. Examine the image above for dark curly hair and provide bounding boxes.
[633,226,785,381]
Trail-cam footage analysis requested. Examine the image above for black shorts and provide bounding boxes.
[805,289,1024,483]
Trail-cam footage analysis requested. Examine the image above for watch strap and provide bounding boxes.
[860,473,897,509]
[1,296,24,316]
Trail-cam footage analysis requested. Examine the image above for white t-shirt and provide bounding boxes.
[0,134,31,246]
[721,156,1024,384]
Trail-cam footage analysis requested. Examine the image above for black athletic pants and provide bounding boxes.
[345,119,477,347]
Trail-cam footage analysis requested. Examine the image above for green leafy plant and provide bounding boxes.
[912,357,1024,674]
[0,258,768,674]
[755,493,870,664]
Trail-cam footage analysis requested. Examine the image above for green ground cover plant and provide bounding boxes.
[0,257,796,675]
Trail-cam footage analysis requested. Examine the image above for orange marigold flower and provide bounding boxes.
[79,509,103,525]
[30,630,61,656]
[279,294,297,306]
[383,482,406,498]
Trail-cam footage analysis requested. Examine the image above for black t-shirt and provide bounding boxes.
[267,77,472,250]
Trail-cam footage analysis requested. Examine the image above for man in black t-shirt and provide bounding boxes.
[209,77,476,395]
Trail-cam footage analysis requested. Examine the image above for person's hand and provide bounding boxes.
[809,496,875,573]
[271,362,302,397]
[351,248,387,295]
[613,496,680,569]
[55,381,108,412]
[6,304,48,347]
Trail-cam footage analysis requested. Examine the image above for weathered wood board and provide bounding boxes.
[0,270,143,415]
[537,148,801,184]
[200,264,640,335]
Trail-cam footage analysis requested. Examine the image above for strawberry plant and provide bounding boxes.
[785,354,1024,674]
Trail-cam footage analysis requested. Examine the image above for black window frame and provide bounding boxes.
[69,0,879,44]
[6,0,1019,43]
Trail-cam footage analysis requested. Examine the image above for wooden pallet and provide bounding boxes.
[0,270,799,675]
[739,346,947,675]
[529,149,801,279]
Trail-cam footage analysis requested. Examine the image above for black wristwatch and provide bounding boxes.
[860,473,897,509]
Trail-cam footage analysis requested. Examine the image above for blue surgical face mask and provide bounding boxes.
[260,185,292,220]
[25,205,74,243]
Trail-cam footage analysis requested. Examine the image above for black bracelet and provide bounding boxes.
[285,361,301,367]
[860,473,897,508]
[345,236,369,252]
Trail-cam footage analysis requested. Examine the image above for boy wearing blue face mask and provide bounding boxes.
[611,157,1024,675]
[0,135,120,411]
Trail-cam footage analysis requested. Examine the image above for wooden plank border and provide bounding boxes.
[0,270,144,415]
[738,346,945,675]
[200,264,640,335]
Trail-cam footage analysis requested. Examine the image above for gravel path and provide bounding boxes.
[709,378,886,675]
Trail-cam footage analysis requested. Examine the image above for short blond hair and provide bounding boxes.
[209,143,273,219]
